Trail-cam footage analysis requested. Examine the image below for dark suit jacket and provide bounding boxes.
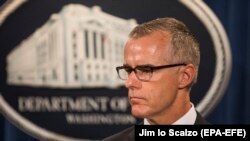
[102,111,209,141]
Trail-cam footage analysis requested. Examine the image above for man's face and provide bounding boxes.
[123,31,181,121]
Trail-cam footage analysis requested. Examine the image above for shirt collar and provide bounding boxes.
[144,103,197,125]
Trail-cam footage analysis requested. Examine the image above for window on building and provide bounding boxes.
[84,30,89,58]
[101,34,105,59]
[88,74,92,81]
[42,75,46,83]
[93,31,97,58]
[72,32,76,39]
[74,74,78,81]
[52,69,57,80]
[96,74,100,81]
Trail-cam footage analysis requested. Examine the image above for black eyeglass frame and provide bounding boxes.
[116,63,187,81]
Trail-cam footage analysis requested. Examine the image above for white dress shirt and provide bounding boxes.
[144,103,197,125]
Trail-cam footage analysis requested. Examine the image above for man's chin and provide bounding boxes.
[131,108,147,118]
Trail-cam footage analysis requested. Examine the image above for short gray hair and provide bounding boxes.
[129,17,200,84]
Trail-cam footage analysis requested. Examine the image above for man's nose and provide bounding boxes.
[125,71,141,89]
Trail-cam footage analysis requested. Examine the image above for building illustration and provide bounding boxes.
[6,4,137,88]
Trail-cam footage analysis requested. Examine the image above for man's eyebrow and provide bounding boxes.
[122,64,131,67]
[136,64,154,67]
[122,64,155,68]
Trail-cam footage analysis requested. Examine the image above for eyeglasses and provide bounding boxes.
[116,63,186,81]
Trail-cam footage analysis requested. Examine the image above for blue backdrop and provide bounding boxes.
[0,0,250,140]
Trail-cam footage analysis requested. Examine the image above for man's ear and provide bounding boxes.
[178,64,196,89]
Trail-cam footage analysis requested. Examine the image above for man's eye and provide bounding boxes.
[138,67,151,73]
[124,68,132,73]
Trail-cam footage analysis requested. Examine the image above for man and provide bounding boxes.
[103,17,209,141]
